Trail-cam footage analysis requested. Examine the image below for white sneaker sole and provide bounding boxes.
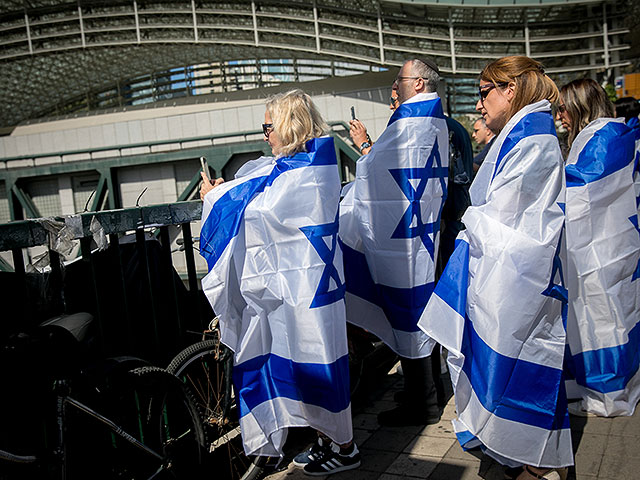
[303,460,361,476]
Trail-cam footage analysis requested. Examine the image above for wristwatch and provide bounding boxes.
[359,141,371,153]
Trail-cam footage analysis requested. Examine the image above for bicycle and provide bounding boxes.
[166,318,398,480]
[0,312,206,480]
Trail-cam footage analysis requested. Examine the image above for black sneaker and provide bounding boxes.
[293,436,330,467]
[303,442,361,476]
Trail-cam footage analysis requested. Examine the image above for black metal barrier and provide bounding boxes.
[0,201,212,365]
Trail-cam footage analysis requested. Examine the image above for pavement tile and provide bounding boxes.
[427,458,483,480]
[441,404,457,421]
[608,412,640,437]
[362,429,414,453]
[573,433,608,458]
[573,452,603,477]
[597,453,640,479]
[330,466,380,479]
[378,475,406,480]
[443,440,482,463]
[379,424,425,436]
[359,448,400,473]
[570,416,612,436]
[404,435,456,458]
[384,452,439,478]
[352,413,380,430]
[603,435,640,458]
[353,427,374,446]
[417,419,456,438]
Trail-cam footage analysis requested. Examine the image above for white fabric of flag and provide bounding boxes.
[199,137,352,457]
[419,100,573,468]
[339,92,449,359]
[564,117,640,417]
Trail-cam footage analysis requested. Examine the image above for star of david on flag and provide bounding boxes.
[300,213,345,308]
[389,138,448,259]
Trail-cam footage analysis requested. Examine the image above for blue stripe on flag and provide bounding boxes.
[387,97,444,127]
[566,319,640,394]
[200,137,336,270]
[565,121,635,187]
[455,430,479,450]
[233,353,351,418]
[460,314,570,430]
[340,241,434,332]
[434,239,569,430]
[493,111,557,182]
[434,238,469,317]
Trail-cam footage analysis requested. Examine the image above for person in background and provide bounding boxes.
[200,89,360,476]
[420,56,572,480]
[558,79,640,418]
[340,57,449,427]
[471,117,496,174]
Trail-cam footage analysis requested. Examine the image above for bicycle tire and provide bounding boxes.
[87,365,207,479]
[167,340,268,480]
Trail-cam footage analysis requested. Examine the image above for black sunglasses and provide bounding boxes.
[478,82,509,103]
[262,123,273,137]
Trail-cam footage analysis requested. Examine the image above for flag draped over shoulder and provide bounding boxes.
[419,100,573,468]
[563,117,640,417]
[628,117,640,218]
[199,137,352,457]
[339,92,449,359]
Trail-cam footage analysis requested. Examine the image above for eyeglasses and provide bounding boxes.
[390,96,399,106]
[557,104,567,114]
[393,76,424,85]
[262,123,273,137]
[478,82,508,104]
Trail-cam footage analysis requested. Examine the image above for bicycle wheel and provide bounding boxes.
[94,366,207,479]
[167,340,267,480]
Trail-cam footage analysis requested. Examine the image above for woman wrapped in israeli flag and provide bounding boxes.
[199,90,360,476]
[419,56,573,480]
[557,79,640,417]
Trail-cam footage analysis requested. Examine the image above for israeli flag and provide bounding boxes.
[339,92,449,359]
[419,100,573,468]
[628,117,640,217]
[200,137,352,457]
[564,117,640,417]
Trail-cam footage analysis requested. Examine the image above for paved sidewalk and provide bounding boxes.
[263,363,640,480]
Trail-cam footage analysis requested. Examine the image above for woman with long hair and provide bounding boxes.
[200,89,360,476]
[420,56,572,480]
[558,79,640,418]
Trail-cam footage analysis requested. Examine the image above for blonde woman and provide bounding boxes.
[199,90,359,475]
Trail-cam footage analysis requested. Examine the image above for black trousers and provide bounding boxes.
[400,347,445,415]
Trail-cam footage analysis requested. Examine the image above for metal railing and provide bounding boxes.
[0,201,207,364]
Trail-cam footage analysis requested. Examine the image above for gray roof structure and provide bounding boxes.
[0,0,633,126]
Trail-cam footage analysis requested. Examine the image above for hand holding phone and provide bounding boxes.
[200,156,210,183]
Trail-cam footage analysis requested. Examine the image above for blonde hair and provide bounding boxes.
[560,78,614,147]
[265,89,329,157]
[480,56,559,119]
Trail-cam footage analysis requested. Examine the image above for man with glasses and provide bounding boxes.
[340,58,449,427]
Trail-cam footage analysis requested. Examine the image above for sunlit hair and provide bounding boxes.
[480,56,559,119]
[407,58,440,92]
[265,89,329,157]
[560,78,613,147]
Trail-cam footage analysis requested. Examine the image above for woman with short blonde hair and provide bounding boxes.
[264,89,329,157]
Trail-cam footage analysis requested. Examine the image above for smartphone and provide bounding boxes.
[350,106,356,120]
[200,156,210,183]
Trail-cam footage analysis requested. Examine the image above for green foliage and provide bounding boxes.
[604,83,618,103]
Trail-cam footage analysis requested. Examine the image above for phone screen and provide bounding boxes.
[350,106,356,120]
